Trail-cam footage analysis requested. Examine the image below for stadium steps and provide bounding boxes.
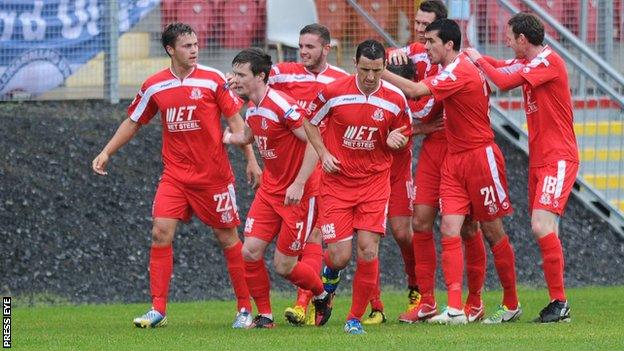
[65,32,169,88]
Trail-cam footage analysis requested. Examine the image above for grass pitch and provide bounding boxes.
[12,286,624,350]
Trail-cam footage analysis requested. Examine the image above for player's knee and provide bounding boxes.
[326,249,350,270]
[358,248,378,261]
[412,215,433,233]
[151,225,173,246]
[531,218,553,239]
[241,244,262,262]
[273,256,296,277]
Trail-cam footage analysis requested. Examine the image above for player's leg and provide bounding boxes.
[460,219,486,322]
[427,214,468,325]
[344,230,380,334]
[186,182,254,328]
[399,204,438,323]
[134,217,178,328]
[530,161,577,323]
[134,176,188,328]
[463,144,519,324]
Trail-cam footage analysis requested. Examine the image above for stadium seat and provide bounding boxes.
[220,0,259,48]
[266,0,342,64]
[161,0,216,47]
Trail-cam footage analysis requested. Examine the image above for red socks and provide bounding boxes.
[295,242,323,307]
[347,258,379,320]
[223,241,252,312]
[150,245,173,315]
[538,232,566,301]
[413,231,437,305]
[244,259,272,315]
[441,236,463,309]
[369,270,384,312]
[286,261,325,296]
[491,235,519,309]
[463,231,486,306]
[399,240,417,287]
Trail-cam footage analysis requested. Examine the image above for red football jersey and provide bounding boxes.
[423,53,494,154]
[268,62,349,110]
[245,88,319,196]
[128,64,242,186]
[513,47,578,167]
[308,75,412,179]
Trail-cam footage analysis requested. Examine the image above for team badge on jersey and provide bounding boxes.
[371,108,384,121]
[289,240,302,252]
[261,117,268,130]
[539,192,552,206]
[190,87,203,100]
[487,203,499,216]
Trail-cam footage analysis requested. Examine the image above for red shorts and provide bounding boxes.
[388,148,414,217]
[243,188,317,256]
[414,138,447,207]
[152,176,240,228]
[440,143,513,221]
[529,160,579,216]
[318,171,390,244]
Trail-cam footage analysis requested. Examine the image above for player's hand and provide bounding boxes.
[284,181,304,205]
[246,160,262,190]
[413,118,444,136]
[225,72,236,89]
[387,126,409,149]
[92,152,110,176]
[464,48,482,63]
[388,49,409,65]
[320,152,341,173]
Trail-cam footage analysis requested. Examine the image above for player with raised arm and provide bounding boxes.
[303,39,412,334]
[91,23,262,329]
[465,12,579,323]
[224,48,332,329]
[382,0,488,324]
[382,19,521,325]
[267,23,349,326]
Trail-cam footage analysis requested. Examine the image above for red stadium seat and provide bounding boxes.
[316,0,348,43]
[161,0,216,47]
[220,0,260,48]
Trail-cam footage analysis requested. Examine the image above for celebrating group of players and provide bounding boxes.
[92,0,578,335]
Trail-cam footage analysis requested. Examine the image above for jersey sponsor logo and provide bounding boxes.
[298,100,310,110]
[165,105,200,132]
[159,81,173,89]
[525,89,538,114]
[306,101,319,114]
[254,135,277,159]
[189,87,203,100]
[244,218,255,233]
[342,125,378,150]
[321,223,336,240]
[371,108,384,121]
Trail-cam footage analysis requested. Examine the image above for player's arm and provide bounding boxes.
[92,118,141,176]
[303,118,340,173]
[223,115,261,188]
[382,70,431,98]
[412,118,444,136]
[284,127,319,205]
[464,48,526,91]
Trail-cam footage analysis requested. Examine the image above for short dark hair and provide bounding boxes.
[386,62,415,80]
[426,19,461,51]
[355,39,385,63]
[300,23,331,45]
[419,0,448,20]
[161,22,195,55]
[508,12,545,46]
[232,48,273,83]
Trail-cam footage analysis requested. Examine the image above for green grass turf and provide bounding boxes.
[11,286,624,350]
